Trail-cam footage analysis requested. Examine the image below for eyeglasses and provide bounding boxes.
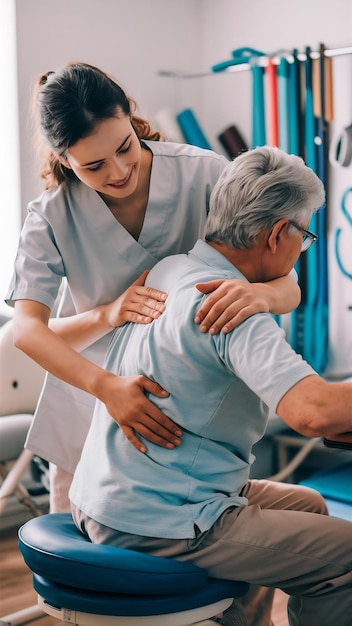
[288,221,318,252]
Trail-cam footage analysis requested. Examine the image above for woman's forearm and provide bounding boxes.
[49,304,112,352]
[13,313,111,396]
[49,271,168,351]
[264,273,301,314]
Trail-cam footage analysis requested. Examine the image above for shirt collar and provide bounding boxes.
[188,240,248,282]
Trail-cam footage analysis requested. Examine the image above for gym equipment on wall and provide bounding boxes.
[159,44,352,376]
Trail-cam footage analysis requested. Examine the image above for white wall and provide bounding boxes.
[15,0,204,213]
[0,0,21,316]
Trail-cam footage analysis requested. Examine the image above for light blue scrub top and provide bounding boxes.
[70,240,316,539]
[5,141,228,473]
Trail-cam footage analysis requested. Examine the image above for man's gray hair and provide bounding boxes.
[205,146,326,249]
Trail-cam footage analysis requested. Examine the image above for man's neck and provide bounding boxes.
[206,240,268,283]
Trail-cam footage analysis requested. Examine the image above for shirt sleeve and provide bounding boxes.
[5,205,65,310]
[218,313,317,412]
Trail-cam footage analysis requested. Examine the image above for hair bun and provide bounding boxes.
[39,71,55,86]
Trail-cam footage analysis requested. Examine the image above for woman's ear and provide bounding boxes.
[57,154,72,169]
[267,220,288,253]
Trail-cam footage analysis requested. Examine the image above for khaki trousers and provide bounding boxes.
[72,479,352,626]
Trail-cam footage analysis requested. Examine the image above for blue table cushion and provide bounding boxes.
[18,514,208,596]
[300,461,352,504]
[323,498,352,522]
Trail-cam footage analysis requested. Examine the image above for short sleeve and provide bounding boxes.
[219,314,316,412]
[5,205,65,310]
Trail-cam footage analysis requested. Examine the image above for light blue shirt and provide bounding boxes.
[5,141,228,473]
[70,240,315,539]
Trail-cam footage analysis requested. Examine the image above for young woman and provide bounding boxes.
[6,62,300,512]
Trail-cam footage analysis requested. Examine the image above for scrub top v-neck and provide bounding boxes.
[5,140,228,473]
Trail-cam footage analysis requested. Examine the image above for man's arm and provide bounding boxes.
[277,375,352,438]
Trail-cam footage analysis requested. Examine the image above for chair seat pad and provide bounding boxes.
[33,572,248,616]
[0,413,32,460]
[19,514,209,595]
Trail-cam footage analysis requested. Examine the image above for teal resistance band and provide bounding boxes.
[303,46,321,371]
[313,44,330,374]
[212,47,267,149]
[278,57,290,153]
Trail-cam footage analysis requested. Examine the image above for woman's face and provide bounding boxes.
[63,113,142,202]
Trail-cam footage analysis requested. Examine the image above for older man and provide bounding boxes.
[70,147,352,626]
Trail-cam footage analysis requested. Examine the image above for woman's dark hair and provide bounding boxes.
[33,62,162,188]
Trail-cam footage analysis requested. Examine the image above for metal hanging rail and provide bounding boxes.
[158,45,352,79]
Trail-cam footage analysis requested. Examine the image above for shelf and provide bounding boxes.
[158,45,352,79]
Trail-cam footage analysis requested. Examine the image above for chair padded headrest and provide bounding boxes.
[18,513,207,596]
[0,320,45,414]
[0,414,32,460]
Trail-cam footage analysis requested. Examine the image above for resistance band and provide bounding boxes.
[301,47,319,369]
[266,58,279,146]
[312,44,330,373]
[277,57,290,152]
[288,50,301,156]
[288,50,305,350]
[252,61,266,147]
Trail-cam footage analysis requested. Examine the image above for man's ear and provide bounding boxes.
[267,220,289,253]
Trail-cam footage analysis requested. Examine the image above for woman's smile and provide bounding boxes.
[107,168,134,189]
